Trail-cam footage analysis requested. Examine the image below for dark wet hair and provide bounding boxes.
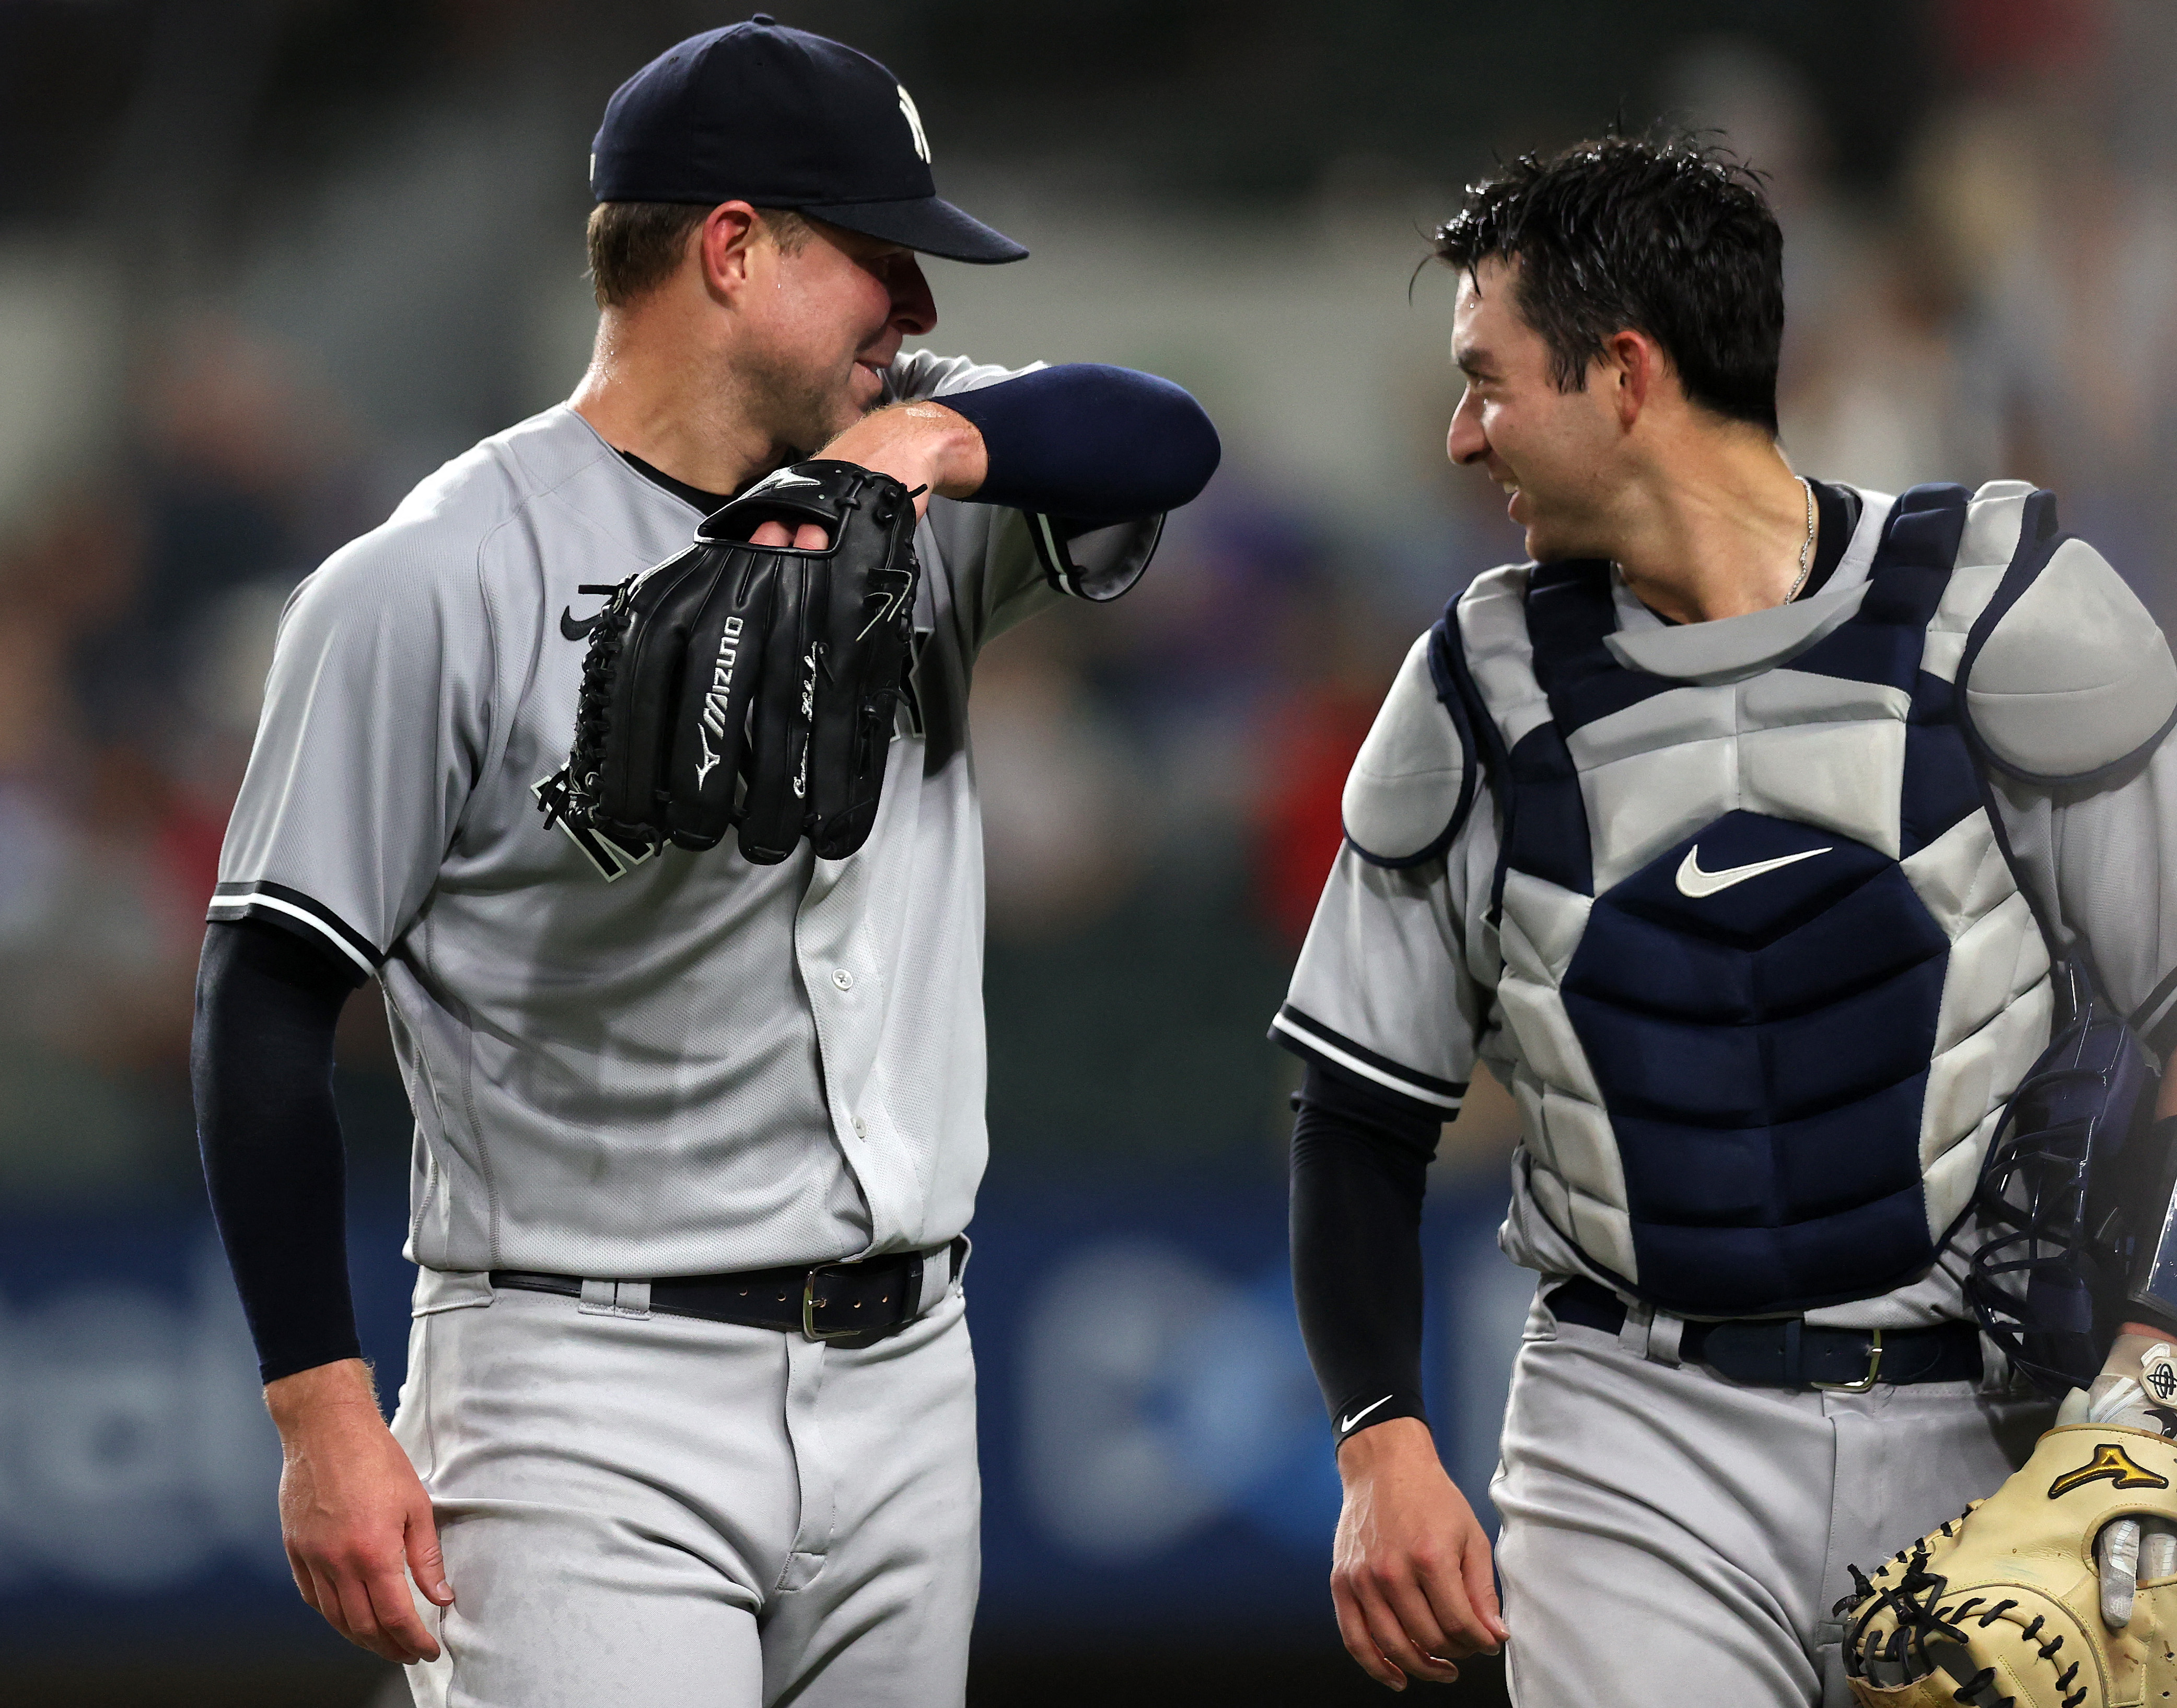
[1434,135,1783,434]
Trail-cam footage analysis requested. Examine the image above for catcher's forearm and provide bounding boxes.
[2129,1083,2177,1337]
[940,363,1220,522]
[1290,1059,1441,1445]
[193,919,366,1383]
[2117,1108,2177,1342]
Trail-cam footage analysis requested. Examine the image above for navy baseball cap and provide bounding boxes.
[590,15,1027,265]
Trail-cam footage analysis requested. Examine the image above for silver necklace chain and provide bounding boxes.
[1612,477,1817,613]
[1783,476,1816,603]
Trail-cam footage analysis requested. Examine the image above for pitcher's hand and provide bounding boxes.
[267,1359,451,1664]
[749,402,985,549]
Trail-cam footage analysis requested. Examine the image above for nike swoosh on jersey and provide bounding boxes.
[560,604,602,641]
[1674,843,1833,898]
[1339,1394,1395,1433]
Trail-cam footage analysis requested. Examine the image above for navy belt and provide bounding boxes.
[1546,1277,1982,1390]
[493,1236,965,1348]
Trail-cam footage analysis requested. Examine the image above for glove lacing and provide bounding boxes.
[1840,1522,2083,1708]
[537,580,642,841]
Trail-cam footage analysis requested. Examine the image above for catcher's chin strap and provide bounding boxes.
[1839,1520,2084,1708]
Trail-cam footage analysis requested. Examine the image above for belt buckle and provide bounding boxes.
[801,1263,863,1343]
[1812,1327,1884,1393]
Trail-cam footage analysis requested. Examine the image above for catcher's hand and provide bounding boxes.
[540,459,922,865]
[1840,1421,2177,1707]
[2058,1337,2177,1628]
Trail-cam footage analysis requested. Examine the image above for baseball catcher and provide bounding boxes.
[538,459,924,865]
[1275,133,2177,1708]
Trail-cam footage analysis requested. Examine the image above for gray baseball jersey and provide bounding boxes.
[210,350,1156,1280]
[1279,482,2177,1330]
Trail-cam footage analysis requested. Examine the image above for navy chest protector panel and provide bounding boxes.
[1506,485,1991,1314]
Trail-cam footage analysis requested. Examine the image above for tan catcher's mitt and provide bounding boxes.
[1841,1425,2177,1707]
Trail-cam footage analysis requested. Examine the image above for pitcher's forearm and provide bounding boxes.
[820,400,986,504]
[266,1356,382,1436]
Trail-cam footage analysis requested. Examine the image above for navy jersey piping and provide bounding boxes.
[1271,1002,1469,1113]
[208,880,383,975]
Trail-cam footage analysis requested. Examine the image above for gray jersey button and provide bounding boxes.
[832,968,854,991]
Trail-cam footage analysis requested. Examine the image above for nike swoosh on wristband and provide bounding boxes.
[1674,843,1833,899]
[1340,1394,1395,1433]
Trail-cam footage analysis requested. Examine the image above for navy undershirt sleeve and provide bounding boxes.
[1289,1057,1444,1445]
[193,917,367,1384]
[941,363,1220,524]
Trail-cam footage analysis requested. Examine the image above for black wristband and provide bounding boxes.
[1330,1388,1429,1446]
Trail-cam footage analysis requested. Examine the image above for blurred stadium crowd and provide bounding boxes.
[1,0,2171,1215]
[3,6,2177,1698]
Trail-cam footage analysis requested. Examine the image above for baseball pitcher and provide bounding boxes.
[191,18,1218,1706]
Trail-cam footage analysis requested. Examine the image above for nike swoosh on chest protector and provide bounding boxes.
[1674,844,1833,899]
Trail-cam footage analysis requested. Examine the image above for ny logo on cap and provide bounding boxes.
[897,84,930,163]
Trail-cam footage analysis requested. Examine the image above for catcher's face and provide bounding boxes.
[741,219,937,455]
[1446,257,1625,565]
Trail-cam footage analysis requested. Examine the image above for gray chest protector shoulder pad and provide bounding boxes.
[1960,506,2177,782]
[1341,623,1480,868]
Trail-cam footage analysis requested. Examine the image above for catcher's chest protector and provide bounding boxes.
[1453,484,2057,1316]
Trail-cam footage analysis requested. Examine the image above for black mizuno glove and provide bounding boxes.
[538,459,922,865]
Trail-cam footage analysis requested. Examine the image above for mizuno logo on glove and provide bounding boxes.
[2049,1442,2170,1499]
[695,617,747,788]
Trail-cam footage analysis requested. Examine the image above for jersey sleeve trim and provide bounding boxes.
[1270,1003,1466,1113]
[1025,510,1161,602]
[207,882,381,976]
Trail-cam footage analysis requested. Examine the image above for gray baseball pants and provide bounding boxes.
[390,1265,979,1708]
[1491,1286,2052,1707]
